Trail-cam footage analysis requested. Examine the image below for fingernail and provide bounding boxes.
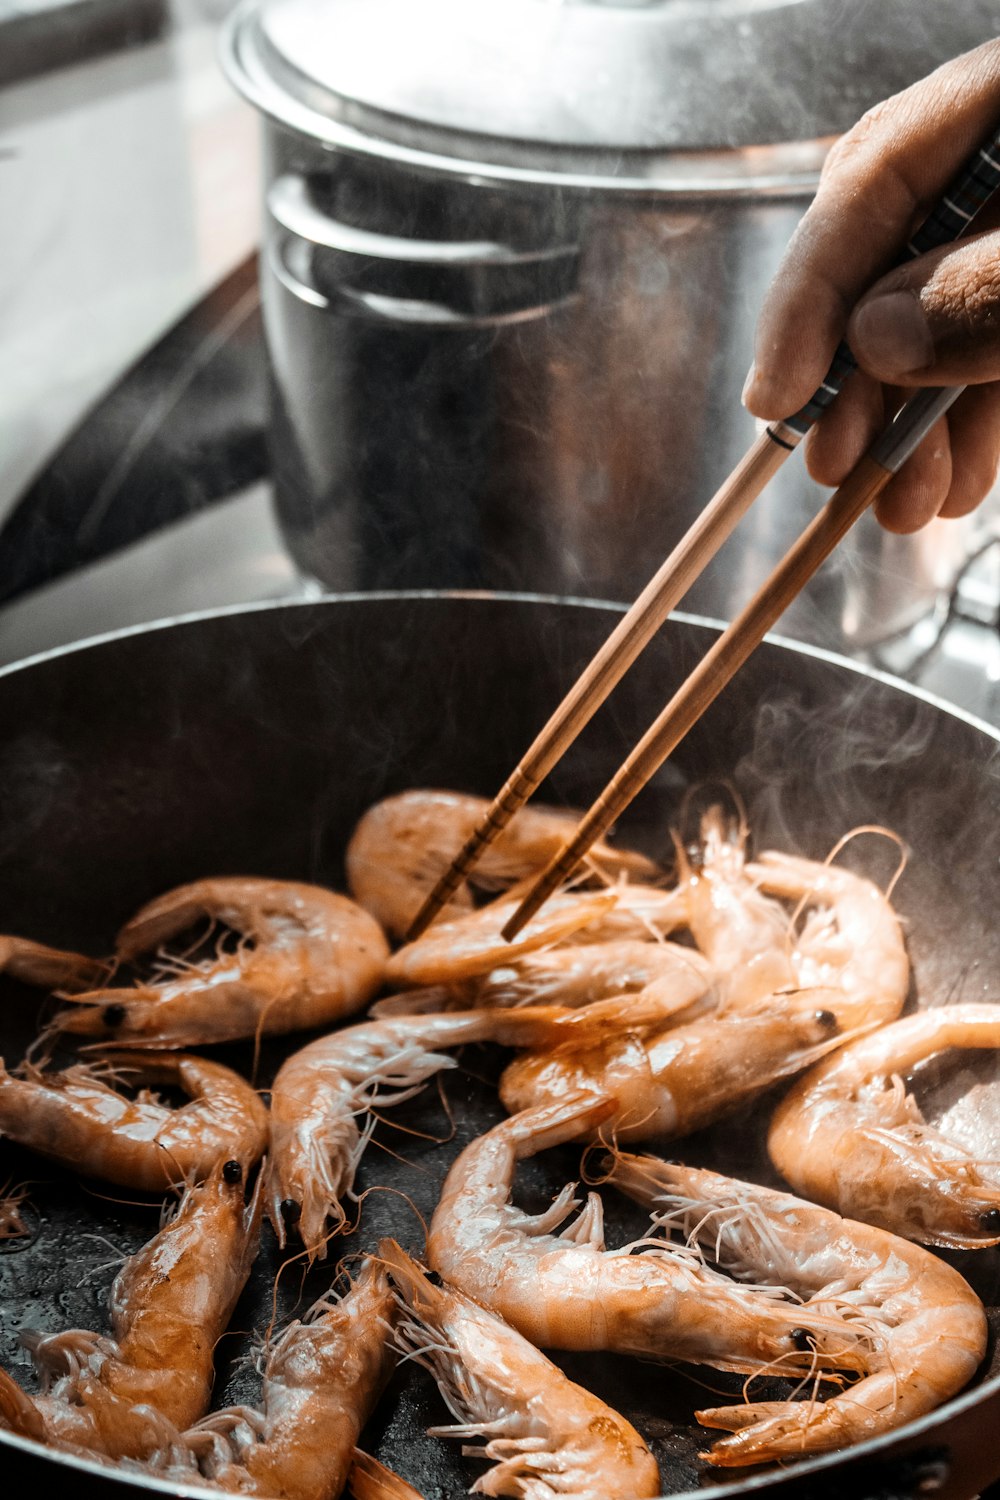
[851,291,933,376]
[741,363,757,406]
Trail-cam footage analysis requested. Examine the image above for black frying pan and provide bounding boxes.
[1,593,999,1500]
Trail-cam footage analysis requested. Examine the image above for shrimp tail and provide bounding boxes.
[0,1367,48,1442]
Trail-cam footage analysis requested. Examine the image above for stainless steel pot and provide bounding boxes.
[223,0,1000,650]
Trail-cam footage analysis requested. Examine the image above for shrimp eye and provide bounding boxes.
[280,1198,302,1225]
[102,1003,127,1029]
[814,1009,838,1032]
[222,1160,243,1185]
[979,1208,1000,1233]
[425,1269,444,1288]
[790,1327,813,1352]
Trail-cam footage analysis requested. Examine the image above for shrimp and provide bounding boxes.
[174,1258,394,1500]
[470,939,712,1013]
[49,877,389,1048]
[499,988,851,1144]
[385,886,692,992]
[1,1155,263,1460]
[346,789,658,941]
[670,808,796,1005]
[769,1004,1000,1248]
[0,1051,268,1191]
[606,1151,987,1465]
[746,851,909,1029]
[267,1006,571,1261]
[0,933,108,990]
[382,1238,661,1500]
[426,1092,870,1379]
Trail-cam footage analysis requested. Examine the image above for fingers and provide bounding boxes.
[848,228,1000,387]
[743,38,1000,421]
[798,384,1000,534]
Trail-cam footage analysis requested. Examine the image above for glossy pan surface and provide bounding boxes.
[1,593,999,1500]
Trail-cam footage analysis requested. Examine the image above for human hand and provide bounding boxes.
[742,39,1000,533]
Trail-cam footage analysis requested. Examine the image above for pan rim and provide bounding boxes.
[1,587,997,748]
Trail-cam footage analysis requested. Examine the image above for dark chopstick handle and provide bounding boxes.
[502,387,963,939]
[769,130,1000,447]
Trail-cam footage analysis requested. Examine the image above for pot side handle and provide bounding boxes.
[266,173,581,327]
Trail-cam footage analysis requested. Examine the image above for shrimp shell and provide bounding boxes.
[427,1092,870,1379]
[267,1006,571,1261]
[382,1238,661,1500]
[0,933,108,991]
[346,789,658,941]
[747,851,909,1030]
[178,1258,395,1500]
[51,877,389,1048]
[0,1051,268,1191]
[769,1004,1000,1247]
[606,1152,987,1465]
[499,988,853,1144]
[3,1156,263,1460]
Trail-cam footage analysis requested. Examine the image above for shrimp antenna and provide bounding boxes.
[824,824,908,900]
[350,1183,430,1243]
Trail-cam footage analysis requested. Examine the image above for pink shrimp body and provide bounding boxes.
[383,1238,660,1500]
[384,884,695,993]
[346,789,658,941]
[0,933,108,990]
[178,1258,395,1500]
[606,1152,986,1465]
[0,1051,268,1190]
[769,1004,1000,1247]
[499,989,849,1143]
[427,1092,869,1378]
[747,851,909,1029]
[51,877,389,1047]
[267,1006,570,1261]
[2,1157,263,1460]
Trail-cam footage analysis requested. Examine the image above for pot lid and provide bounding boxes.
[227,0,1000,165]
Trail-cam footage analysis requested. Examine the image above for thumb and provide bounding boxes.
[848,227,1000,387]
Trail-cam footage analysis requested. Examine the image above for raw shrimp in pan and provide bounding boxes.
[0,1156,263,1461]
[345,789,658,941]
[267,1006,574,1261]
[50,877,389,1048]
[606,1152,987,1465]
[0,933,108,990]
[382,1238,661,1500]
[384,884,695,992]
[669,808,797,1006]
[0,1051,268,1191]
[374,940,713,1026]
[747,851,909,1030]
[469,939,711,1014]
[167,1258,395,1500]
[427,1093,870,1379]
[499,986,852,1143]
[769,1004,1000,1248]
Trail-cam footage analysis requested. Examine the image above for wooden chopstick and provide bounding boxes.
[405,130,1000,943]
[501,385,963,940]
